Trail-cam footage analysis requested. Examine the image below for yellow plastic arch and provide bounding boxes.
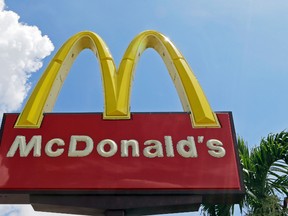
[15,30,219,128]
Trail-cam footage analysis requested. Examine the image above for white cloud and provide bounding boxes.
[0,0,4,11]
[17,205,61,216]
[0,0,54,118]
[0,205,76,216]
[0,205,20,216]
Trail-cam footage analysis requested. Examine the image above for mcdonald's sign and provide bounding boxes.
[0,31,244,215]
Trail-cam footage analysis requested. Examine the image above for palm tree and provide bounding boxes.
[202,131,288,215]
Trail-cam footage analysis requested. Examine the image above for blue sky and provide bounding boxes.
[6,0,288,146]
[1,0,288,215]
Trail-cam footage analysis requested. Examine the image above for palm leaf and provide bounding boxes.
[201,131,288,215]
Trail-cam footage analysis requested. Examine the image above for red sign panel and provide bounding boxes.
[0,112,242,193]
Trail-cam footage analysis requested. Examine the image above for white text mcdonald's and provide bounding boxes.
[7,135,226,158]
[0,31,244,201]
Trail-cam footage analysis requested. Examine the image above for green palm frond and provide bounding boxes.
[201,131,288,215]
[201,203,233,216]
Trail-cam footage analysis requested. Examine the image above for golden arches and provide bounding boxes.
[15,30,219,128]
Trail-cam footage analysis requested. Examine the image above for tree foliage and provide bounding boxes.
[202,131,288,215]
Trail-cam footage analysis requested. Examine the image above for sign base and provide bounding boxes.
[0,192,244,215]
[31,194,202,216]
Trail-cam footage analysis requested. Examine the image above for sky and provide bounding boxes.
[0,0,288,215]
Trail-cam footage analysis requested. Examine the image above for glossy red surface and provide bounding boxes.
[0,113,241,192]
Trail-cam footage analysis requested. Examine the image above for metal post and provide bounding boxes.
[104,210,125,216]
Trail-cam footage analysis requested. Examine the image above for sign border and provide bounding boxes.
[0,112,245,202]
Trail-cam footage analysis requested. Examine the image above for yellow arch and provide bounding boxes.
[15,30,219,128]
[115,31,219,127]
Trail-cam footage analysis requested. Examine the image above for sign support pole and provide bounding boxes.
[105,210,125,216]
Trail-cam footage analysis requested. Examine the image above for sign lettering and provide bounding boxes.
[6,135,226,159]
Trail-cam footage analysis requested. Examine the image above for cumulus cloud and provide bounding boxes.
[0,205,73,216]
[0,205,20,216]
[0,0,3,11]
[0,0,54,118]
